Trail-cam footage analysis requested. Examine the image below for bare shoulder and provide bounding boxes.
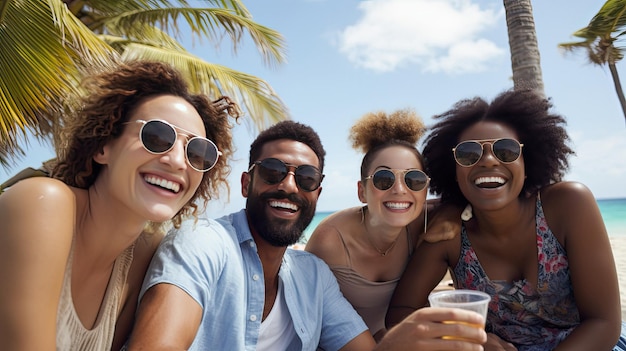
[305,207,360,265]
[541,181,594,204]
[540,181,597,220]
[1,176,76,207]
[0,177,77,244]
[540,181,602,243]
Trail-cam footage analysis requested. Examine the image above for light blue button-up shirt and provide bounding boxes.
[140,210,367,351]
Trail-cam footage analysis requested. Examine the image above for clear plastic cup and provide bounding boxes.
[428,289,491,334]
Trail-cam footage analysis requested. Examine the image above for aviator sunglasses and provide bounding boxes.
[364,169,430,192]
[452,138,523,167]
[248,157,324,192]
[127,119,221,172]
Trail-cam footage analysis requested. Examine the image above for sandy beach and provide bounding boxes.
[609,236,626,320]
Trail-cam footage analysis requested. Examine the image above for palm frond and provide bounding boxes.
[0,0,116,167]
[98,7,286,67]
[119,43,288,129]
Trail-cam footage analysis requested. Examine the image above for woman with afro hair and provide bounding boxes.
[387,88,626,351]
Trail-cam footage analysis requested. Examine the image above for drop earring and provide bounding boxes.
[461,204,473,221]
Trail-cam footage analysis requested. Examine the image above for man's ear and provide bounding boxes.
[92,145,109,165]
[241,171,251,198]
[357,180,367,203]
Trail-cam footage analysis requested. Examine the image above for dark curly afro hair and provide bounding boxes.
[423,88,574,207]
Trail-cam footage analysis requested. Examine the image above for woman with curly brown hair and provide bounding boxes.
[306,110,486,348]
[0,60,239,350]
[387,88,626,351]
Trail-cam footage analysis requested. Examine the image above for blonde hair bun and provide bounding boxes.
[349,109,425,154]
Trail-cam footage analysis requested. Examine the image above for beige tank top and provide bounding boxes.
[56,242,134,350]
[329,227,413,336]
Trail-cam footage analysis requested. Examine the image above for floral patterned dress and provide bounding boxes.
[452,196,626,351]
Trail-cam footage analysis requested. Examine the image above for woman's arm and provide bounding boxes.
[126,283,203,350]
[386,237,456,328]
[421,200,462,243]
[0,177,75,350]
[542,182,622,351]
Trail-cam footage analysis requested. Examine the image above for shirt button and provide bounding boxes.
[250,315,257,321]
[253,274,260,281]
[249,241,255,247]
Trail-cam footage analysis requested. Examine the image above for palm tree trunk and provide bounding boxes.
[608,62,626,125]
[503,0,544,95]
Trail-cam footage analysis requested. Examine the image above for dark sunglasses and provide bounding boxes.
[364,169,430,192]
[127,119,221,172]
[248,157,324,192]
[452,138,523,167]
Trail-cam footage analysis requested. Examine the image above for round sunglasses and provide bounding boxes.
[364,169,430,192]
[248,157,324,192]
[452,138,523,167]
[127,119,221,172]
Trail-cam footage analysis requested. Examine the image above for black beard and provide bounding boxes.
[246,190,316,247]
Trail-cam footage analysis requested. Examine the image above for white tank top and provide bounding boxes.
[256,279,297,350]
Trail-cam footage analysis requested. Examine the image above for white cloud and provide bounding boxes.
[336,0,505,73]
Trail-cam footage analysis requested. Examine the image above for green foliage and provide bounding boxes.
[558,0,626,65]
[0,0,288,169]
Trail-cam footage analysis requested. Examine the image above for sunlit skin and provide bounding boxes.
[96,95,206,224]
[243,139,321,249]
[307,145,427,288]
[358,145,427,234]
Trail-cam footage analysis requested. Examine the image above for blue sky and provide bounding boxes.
[2,0,625,217]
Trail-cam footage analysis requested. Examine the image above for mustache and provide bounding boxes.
[260,191,307,207]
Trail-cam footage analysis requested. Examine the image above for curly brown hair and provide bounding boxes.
[423,88,574,206]
[51,60,240,227]
[349,109,426,179]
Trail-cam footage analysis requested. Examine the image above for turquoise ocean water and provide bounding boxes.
[302,198,626,243]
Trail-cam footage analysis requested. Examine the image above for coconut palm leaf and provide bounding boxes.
[559,0,626,124]
[119,43,285,129]
[0,0,116,167]
[0,0,288,170]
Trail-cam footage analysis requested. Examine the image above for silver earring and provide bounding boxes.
[461,204,473,221]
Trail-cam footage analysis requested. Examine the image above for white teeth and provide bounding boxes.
[385,202,410,209]
[144,175,181,193]
[269,200,298,211]
[474,176,506,185]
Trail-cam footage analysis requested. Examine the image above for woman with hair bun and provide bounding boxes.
[306,109,481,346]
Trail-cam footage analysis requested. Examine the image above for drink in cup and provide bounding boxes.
[428,289,491,339]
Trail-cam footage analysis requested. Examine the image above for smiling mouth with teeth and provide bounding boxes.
[144,175,181,193]
[384,202,410,210]
[269,200,299,212]
[474,176,506,188]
